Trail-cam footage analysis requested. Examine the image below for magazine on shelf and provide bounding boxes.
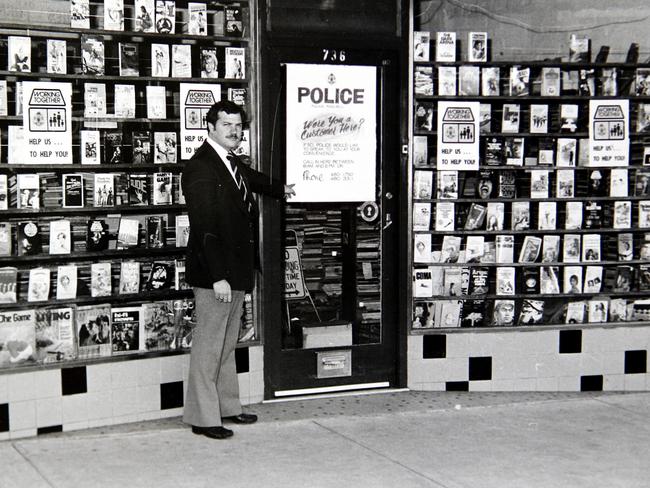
[413,31,430,62]
[225,47,245,79]
[435,202,455,231]
[583,266,603,293]
[555,169,575,198]
[0,267,18,304]
[86,219,109,251]
[529,170,549,199]
[135,0,155,32]
[565,201,583,230]
[509,66,529,96]
[0,224,10,256]
[93,174,115,207]
[104,0,124,30]
[172,44,192,78]
[440,235,461,264]
[146,216,166,248]
[118,43,139,77]
[142,301,175,351]
[188,2,208,35]
[437,66,457,96]
[563,234,581,263]
[468,32,488,62]
[35,307,75,363]
[565,301,585,324]
[84,83,107,117]
[151,44,170,77]
[518,236,542,263]
[111,306,144,354]
[463,203,486,230]
[17,174,40,209]
[517,299,544,325]
[581,234,601,262]
[413,233,432,263]
[412,203,431,231]
[155,0,176,34]
[496,267,516,295]
[152,172,173,205]
[560,104,579,133]
[8,36,31,72]
[458,66,479,96]
[529,104,548,133]
[175,214,190,247]
[90,262,112,298]
[71,0,90,28]
[613,201,632,229]
[104,131,123,164]
[481,67,499,96]
[557,138,577,167]
[541,67,561,96]
[76,304,112,358]
[501,104,520,133]
[114,84,136,118]
[0,309,36,366]
[435,32,456,62]
[587,300,608,323]
[117,218,140,249]
[540,266,560,294]
[443,267,463,297]
[146,261,173,291]
[492,300,515,326]
[414,66,434,96]
[154,132,177,163]
[62,173,85,208]
[225,5,244,37]
[49,220,71,255]
[0,176,7,211]
[486,202,504,231]
[600,67,617,96]
[436,170,458,199]
[413,170,433,199]
[56,264,77,300]
[128,174,150,205]
[27,267,50,302]
[618,233,634,261]
[146,86,167,119]
[569,34,590,62]
[610,168,629,197]
[479,104,492,134]
[46,39,67,74]
[81,35,104,75]
[511,201,530,230]
[563,266,583,294]
[17,221,42,256]
[465,236,485,263]
[118,261,140,294]
[413,267,433,298]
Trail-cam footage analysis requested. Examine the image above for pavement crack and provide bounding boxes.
[11,443,58,488]
[592,396,650,424]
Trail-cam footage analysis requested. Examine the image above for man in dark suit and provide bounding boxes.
[182,100,294,439]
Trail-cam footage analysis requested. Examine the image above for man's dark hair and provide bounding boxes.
[206,100,247,127]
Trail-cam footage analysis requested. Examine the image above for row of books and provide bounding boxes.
[414,232,645,265]
[413,262,650,298]
[6,35,246,79]
[412,296,647,328]
[2,172,182,210]
[0,256,189,303]
[416,199,650,233]
[70,0,243,36]
[416,167,650,202]
[414,64,650,98]
[0,214,189,256]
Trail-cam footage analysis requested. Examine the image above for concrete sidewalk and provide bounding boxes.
[1,391,648,488]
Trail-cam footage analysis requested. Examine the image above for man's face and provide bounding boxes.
[208,111,242,151]
[498,304,514,324]
[478,179,492,198]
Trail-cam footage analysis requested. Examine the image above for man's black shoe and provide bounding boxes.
[223,413,258,424]
[191,425,234,439]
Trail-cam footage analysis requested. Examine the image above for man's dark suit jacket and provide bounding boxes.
[182,140,284,291]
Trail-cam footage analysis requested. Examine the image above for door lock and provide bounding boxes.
[383,212,393,230]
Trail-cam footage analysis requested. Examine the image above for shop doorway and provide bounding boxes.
[260,41,402,397]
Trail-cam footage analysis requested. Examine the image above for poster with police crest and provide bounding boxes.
[285,63,377,202]
[180,83,221,160]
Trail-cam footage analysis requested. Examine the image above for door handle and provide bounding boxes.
[383,212,393,231]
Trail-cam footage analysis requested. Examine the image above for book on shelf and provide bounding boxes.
[529,104,549,133]
[468,32,488,62]
[435,31,456,62]
[584,200,603,229]
[504,138,524,166]
[104,131,123,164]
[614,265,634,292]
[492,299,515,326]
[496,267,516,295]
[151,42,171,77]
[600,67,617,96]
[435,202,455,231]
[639,264,650,291]
[436,170,458,199]
[443,267,463,297]
[76,303,112,358]
[117,218,140,249]
[565,301,585,324]
[509,66,529,96]
[587,299,608,324]
[146,86,167,119]
[118,261,140,294]
[15,81,23,116]
[155,0,176,34]
[486,202,504,231]
[469,267,489,295]
[634,168,650,196]
[132,131,152,164]
[86,219,109,251]
[484,138,503,167]
[511,201,530,230]
[171,44,192,78]
[498,170,517,197]
[27,267,50,302]
[70,0,90,28]
[175,214,190,247]
[537,138,555,166]
[541,67,561,96]
[17,174,40,209]
[634,68,650,96]
[495,235,514,263]
[128,174,150,205]
[154,132,177,163]
[463,236,483,264]
[17,221,42,256]
[609,298,627,322]
[175,259,189,290]
[578,138,590,166]
[152,172,173,205]
[412,267,433,298]
[147,216,166,248]
[188,2,208,35]
[0,309,36,366]
[46,39,67,74]
[581,234,601,262]
[142,302,175,351]
[587,169,607,197]
[481,67,499,96]
[114,84,136,118]
[412,203,431,231]
[49,220,71,255]
[540,266,560,294]
[225,4,244,37]
[35,307,75,363]
[413,169,433,199]
[146,261,174,290]
[111,306,143,354]
[200,47,220,79]
[458,66,479,96]
[0,224,11,256]
[134,0,155,32]
[437,66,457,96]
[541,235,560,263]
[81,35,104,75]
[583,266,603,293]
[118,43,139,77]
[8,36,31,72]
[618,233,633,261]
[413,233,432,263]
[613,200,632,229]
[569,34,590,62]
[412,301,434,329]
[517,299,544,325]
[609,168,628,197]
[413,31,431,62]
[639,201,650,228]
[228,87,247,106]
[560,104,579,133]
[521,267,539,294]
[501,104,520,133]
[84,83,107,118]
[518,236,542,263]
[479,103,492,134]
[579,69,596,96]
[436,300,462,328]
[556,169,575,198]
[481,240,496,263]
[637,104,650,133]
[104,0,124,30]
[556,138,577,167]
[0,80,6,116]
[563,234,581,263]
[414,66,434,96]
[563,265,583,294]
[529,169,549,199]
[440,235,461,264]
[464,203,486,230]
[565,201,583,230]
[0,175,7,211]
[62,174,85,208]
[225,47,246,79]
[56,264,77,300]
[0,267,18,304]
[90,262,112,298]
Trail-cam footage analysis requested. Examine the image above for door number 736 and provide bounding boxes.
[322,49,346,62]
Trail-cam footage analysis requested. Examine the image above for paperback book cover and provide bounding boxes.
[56,264,77,300]
[511,202,530,230]
[413,31,430,62]
[436,300,462,328]
[563,234,581,263]
[434,202,455,232]
[413,267,433,298]
[17,221,42,255]
[582,234,601,262]
[492,300,515,326]
[414,170,433,199]
[27,267,50,302]
[600,67,618,96]
[17,174,40,209]
[413,301,434,329]
[119,261,140,294]
[518,236,542,263]
[8,36,31,72]
[49,220,71,255]
[154,132,177,163]
[479,103,492,134]
[529,104,548,133]
[0,309,36,366]
[486,202,504,231]
[458,66,479,96]
[62,173,84,208]
[152,172,173,205]
[556,169,575,198]
[143,301,176,351]
[587,300,608,323]
[200,47,220,78]
[46,39,67,74]
[501,104,520,133]
[563,266,583,294]
[541,67,561,96]
[117,218,140,249]
[435,32,456,62]
[93,173,115,207]
[114,84,136,118]
[484,138,503,166]
[540,266,560,294]
[522,267,539,294]
[146,261,173,290]
[119,43,139,76]
[562,69,578,94]
[460,300,486,327]
[128,174,150,205]
[413,233,432,263]
[614,265,634,292]
[0,267,18,304]
[104,131,123,164]
[70,0,90,28]
[175,259,189,290]
[86,219,109,251]
[0,224,11,256]
[496,267,516,295]
[147,216,166,248]
[504,138,524,166]
[584,200,603,229]
[583,266,603,293]
[175,214,190,247]
[412,203,431,231]
[565,302,585,324]
[636,104,650,133]
[569,34,590,62]
[171,44,192,78]
[414,66,434,96]
[509,66,529,96]
[76,304,112,358]
[610,168,629,197]
[517,299,544,325]
[579,69,596,96]
[469,267,489,295]
[441,235,461,264]
[565,201,583,230]
[495,235,514,263]
[436,170,458,199]
[224,5,243,37]
[498,170,517,197]
[481,67,499,96]
[0,80,7,116]
[155,0,176,34]
[0,175,7,211]
[104,0,125,30]
[468,32,488,62]
[81,35,104,75]
[225,47,245,79]
[530,170,549,199]
[83,83,107,117]
[613,200,632,229]
[560,104,579,133]
[443,268,463,297]
[542,235,560,263]
[147,86,167,119]
[90,262,112,297]
[135,0,155,32]
[188,2,208,36]
[557,138,577,167]
[437,66,457,96]
[413,136,429,166]
[111,306,143,354]
[151,44,170,77]
[132,131,152,164]
[35,307,75,362]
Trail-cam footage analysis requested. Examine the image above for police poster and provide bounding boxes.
[436,101,480,171]
[23,81,72,164]
[285,63,377,202]
[180,83,221,160]
[589,99,629,167]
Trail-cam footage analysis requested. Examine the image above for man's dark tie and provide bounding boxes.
[227,152,251,212]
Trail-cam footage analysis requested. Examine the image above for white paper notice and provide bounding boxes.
[436,101,480,171]
[589,99,629,167]
[180,83,221,160]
